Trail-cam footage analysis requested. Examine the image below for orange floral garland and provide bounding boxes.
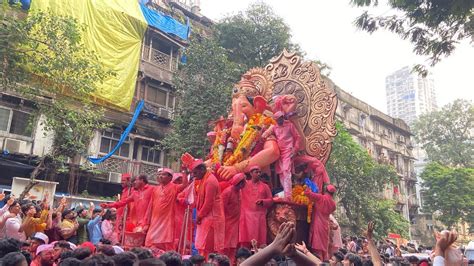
[224,113,274,166]
[211,128,229,164]
[291,184,314,223]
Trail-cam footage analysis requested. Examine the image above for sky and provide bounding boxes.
[199,0,474,113]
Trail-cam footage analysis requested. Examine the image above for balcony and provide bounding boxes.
[91,156,161,183]
[140,45,178,84]
[142,101,174,121]
[408,197,420,209]
[395,194,407,205]
[142,45,178,72]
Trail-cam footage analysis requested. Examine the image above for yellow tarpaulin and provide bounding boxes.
[31,0,148,110]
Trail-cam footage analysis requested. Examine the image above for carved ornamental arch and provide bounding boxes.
[265,50,338,163]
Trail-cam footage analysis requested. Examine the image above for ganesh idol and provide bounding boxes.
[209,68,288,180]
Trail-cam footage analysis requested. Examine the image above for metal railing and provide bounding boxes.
[142,46,177,72]
[92,156,161,182]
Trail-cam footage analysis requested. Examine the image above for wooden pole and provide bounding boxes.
[120,184,132,245]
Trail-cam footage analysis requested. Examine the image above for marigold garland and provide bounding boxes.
[292,184,314,223]
[224,113,274,166]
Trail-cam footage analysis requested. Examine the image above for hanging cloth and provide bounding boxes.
[88,100,145,164]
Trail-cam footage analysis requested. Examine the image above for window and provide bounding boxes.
[141,145,161,165]
[99,131,130,158]
[0,108,10,131]
[0,107,33,137]
[146,84,167,106]
[373,122,380,133]
[168,94,175,109]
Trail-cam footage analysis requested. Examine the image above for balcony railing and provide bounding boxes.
[91,156,161,182]
[408,197,419,209]
[395,194,407,205]
[142,45,178,72]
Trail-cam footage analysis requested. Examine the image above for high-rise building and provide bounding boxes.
[386,67,440,244]
[385,66,437,125]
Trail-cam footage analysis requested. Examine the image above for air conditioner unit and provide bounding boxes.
[159,108,171,119]
[4,138,26,154]
[108,172,122,183]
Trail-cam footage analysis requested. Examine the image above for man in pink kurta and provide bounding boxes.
[239,165,273,248]
[305,184,337,261]
[113,173,135,238]
[172,173,186,249]
[272,111,301,199]
[145,168,187,250]
[190,159,225,257]
[101,174,154,233]
[222,173,246,262]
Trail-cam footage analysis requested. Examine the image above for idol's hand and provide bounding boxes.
[217,166,238,180]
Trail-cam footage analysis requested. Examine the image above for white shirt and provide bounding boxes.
[0,209,11,238]
[433,256,445,266]
[5,215,26,241]
[0,204,9,216]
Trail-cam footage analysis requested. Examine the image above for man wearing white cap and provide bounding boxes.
[145,168,188,250]
[30,244,54,266]
[29,232,49,259]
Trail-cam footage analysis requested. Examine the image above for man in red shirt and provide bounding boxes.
[101,174,154,233]
[114,173,134,238]
[305,184,337,261]
[239,165,273,248]
[222,173,246,262]
[190,159,225,258]
[145,168,188,250]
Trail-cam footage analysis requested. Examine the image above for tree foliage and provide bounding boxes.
[413,99,473,168]
[421,162,474,228]
[215,2,303,70]
[327,122,408,238]
[351,0,474,75]
[1,5,112,193]
[162,38,240,158]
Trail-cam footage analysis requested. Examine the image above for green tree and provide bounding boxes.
[413,99,473,168]
[351,0,474,75]
[216,2,303,70]
[1,5,112,194]
[421,163,474,228]
[327,122,408,238]
[162,37,240,158]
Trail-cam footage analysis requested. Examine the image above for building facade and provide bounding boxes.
[325,77,423,240]
[0,0,211,195]
[385,66,437,126]
[385,66,439,243]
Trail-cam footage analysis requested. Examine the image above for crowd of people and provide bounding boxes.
[0,158,467,265]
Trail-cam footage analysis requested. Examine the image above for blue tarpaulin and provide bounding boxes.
[140,3,190,41]
[88,100,145,164]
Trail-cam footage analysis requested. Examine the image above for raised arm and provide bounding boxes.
[304,189,323,202]
[366,221,383,266]
[101,195,134,209]
[241,222,295,266]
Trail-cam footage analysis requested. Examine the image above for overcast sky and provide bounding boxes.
[200,0,474,113]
